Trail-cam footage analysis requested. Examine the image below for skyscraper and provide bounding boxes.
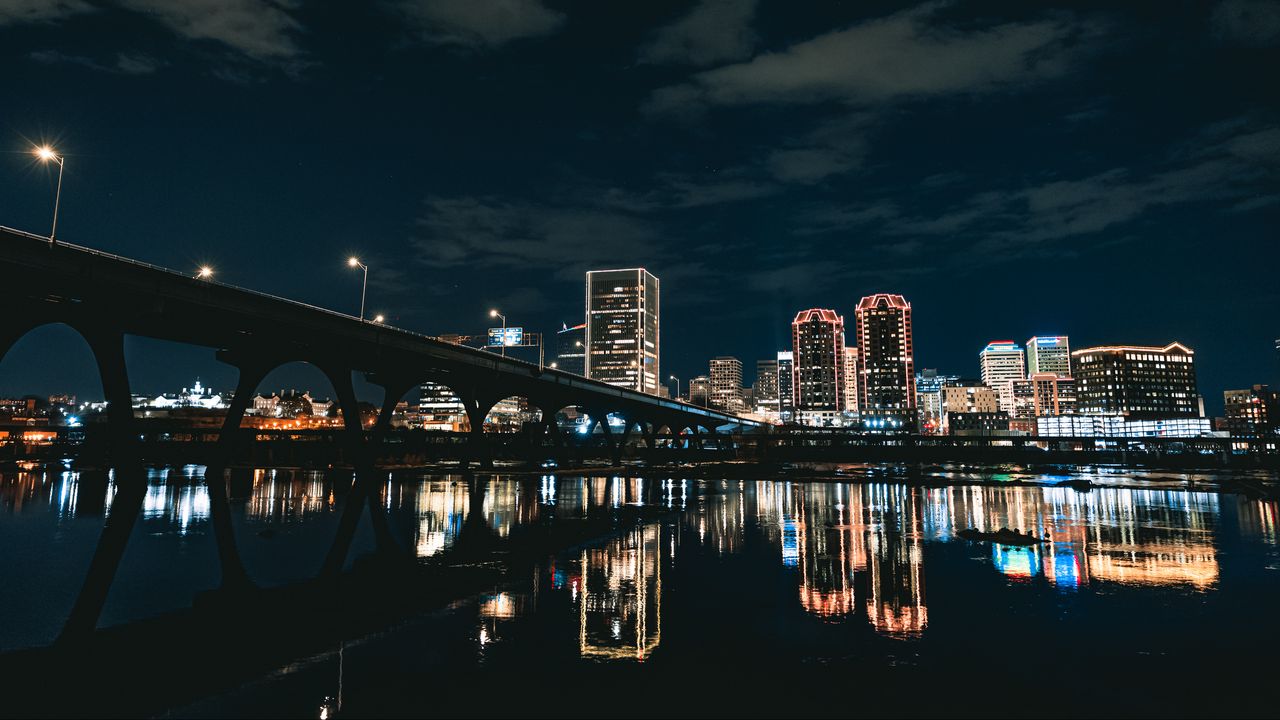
[1073,342,1199,417]
[843,346,860,416]
[709,356,744,412]
[555,322,586,375]
[1026,336,1071,377]
[792,308,845,426]
[776,351,794,422]
[855,294,915,427]
[689,375,710,407]
[585,269,659,394]
[755,359,780,416]
[979,341,1025,415]
[915,369,961,434]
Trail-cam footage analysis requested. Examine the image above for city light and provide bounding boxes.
[32,144,65,243]
[195,266,213,279]
[373,314,384,323]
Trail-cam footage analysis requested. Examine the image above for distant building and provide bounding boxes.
[755,359,780,417]
[941,384,998,434]
[855,294,915,428]
[585,268,659,394]
[134,379,227,411]
[777,351,794,422]
[978,341,1025,415]
[1073,342,1199,418]
[1223,385,1279,437]
[792,308,845,426]
[709,356,744,412]
[949,412,1014,436]
[1037,415,1213,438]
[842,346,860,418]
[419,381,467,431]
[689,375,710,407]
[915,370,961,434]
[1030,373,1076,416]
[555,322,586,375]
[1026,336,1072,377]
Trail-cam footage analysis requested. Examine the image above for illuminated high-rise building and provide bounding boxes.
[791,308,845,426]
[709,356,744,412]
[842,346,860,417]
[755,359,780,416]
[1073,342,1199,418]
[915,369,961,434]
[555,322,586,375]
[418,381,467,431]
[689,375,710,407]
[585,269,659,394]
[1026,335,1071,377]
[776,351,794,422]
[979,341,1025,415]
[855,294,915,428]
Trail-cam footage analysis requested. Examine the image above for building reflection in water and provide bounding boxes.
[575,523,662,661]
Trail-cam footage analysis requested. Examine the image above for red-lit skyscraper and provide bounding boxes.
[791,308,845,426]
[855,294,915,430]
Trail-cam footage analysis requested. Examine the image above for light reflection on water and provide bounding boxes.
[0,467,1277,660]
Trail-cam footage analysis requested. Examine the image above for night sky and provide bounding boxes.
[1,0,1277,412]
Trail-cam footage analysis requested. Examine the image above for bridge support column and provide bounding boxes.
[202,351,282,591]
[318,367,375,580]
[362,374,421,559]
[461,395,499,469]
[59,325,145,644]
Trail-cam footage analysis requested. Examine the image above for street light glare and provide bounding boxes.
[373,314,385,323]
[490,309,499,317]
[35,146,56,161]
[197,266,213,279]
[347,257,360,267]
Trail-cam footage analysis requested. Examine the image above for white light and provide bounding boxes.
[347,257,360,267]
[373,314,385,323]
[35,146,56,161]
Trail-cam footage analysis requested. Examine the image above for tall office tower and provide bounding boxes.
[1026,336,1072,377]
[792,308,846,426]
[755,359,780,416]
[915,369,961,434]
[776,351,795,421]
[585,269,660,394]
[978,341,1026,415]
[689,375,711,407]
[709,356,744,412]
[855,294,915,427]
[555,322,586,375]
[842,346,860,416]
[1073,342,1199,417]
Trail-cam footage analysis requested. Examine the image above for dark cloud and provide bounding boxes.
[639,0,757,67]
[646,3,1104,114]
[1211,0,1280,47]
[390,0,565,49]
[116,0,305,63]
[0,0,92,25]
[30,49,165,74]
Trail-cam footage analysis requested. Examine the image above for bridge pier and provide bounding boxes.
[318,366,376,580]
[59,325,146,644]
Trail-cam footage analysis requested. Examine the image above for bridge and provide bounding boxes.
[0,225,761,643]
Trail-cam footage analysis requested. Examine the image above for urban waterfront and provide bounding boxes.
[1,465,1276,716]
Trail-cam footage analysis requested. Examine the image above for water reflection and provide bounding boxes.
[1,466,1278,659]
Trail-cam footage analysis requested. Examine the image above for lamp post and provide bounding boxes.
[489,309,507,357]
[347,257,368,320]
[669,375,681,401]
[34,145,64,244]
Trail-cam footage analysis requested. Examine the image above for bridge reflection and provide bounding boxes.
[1,468,1276,656]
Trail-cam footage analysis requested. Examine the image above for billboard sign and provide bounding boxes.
[488,327,524,347]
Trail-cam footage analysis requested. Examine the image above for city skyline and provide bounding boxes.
[0,1,1276,411]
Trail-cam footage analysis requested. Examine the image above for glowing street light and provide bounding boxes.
[33,145,65,244]
[347,257,368,320]
[489,309,507,357]
[195,266,213,280]
[373,314,385,324]
[669,375,681,401]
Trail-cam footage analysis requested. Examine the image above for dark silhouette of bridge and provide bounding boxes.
[0,225,759,644]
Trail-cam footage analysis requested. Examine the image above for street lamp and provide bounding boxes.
[489,309,506,357]
[669,375,681,401]
[195,266,213,280]
[347,257,368,320]
[34,145,64,244]
[373,314,385,324]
